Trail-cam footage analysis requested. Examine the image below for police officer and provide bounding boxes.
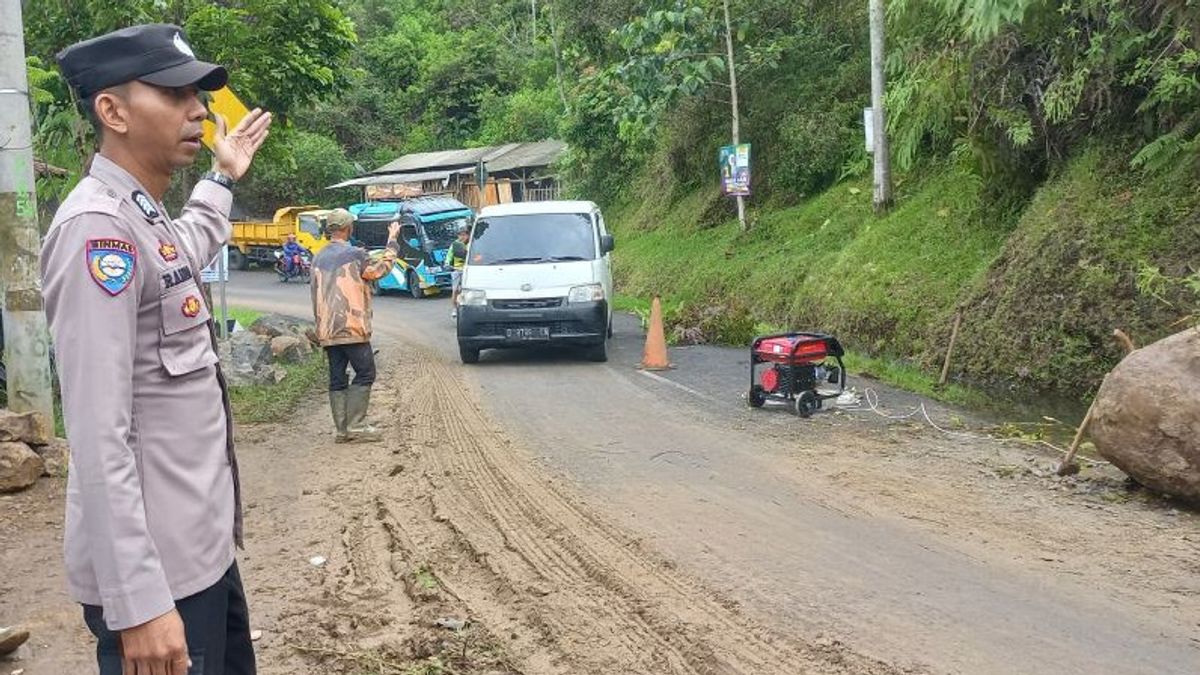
[41,24,272,675]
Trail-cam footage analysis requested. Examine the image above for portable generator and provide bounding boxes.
[748,332,846,417]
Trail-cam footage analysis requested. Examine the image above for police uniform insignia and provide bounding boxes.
[159,242,179,261]
[173,32,195,57]
[86,239,137,296]
[132,190,160,222]
[182,295,202,318]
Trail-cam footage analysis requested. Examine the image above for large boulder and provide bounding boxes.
[250,313,314,340]
[1091,328,1200,501]
[0,409,52,446]
[0,442,44,493]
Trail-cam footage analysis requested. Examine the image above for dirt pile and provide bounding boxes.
[1091,327,1200,501]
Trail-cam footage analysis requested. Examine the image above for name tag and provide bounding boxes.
[161,266,194,290]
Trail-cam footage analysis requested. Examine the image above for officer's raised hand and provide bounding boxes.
[212,107,272,181]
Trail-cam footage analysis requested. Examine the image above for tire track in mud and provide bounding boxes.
[387,344,910,675]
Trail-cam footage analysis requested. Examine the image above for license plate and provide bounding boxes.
[505,326,550,341]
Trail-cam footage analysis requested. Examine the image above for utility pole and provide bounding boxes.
[0,0,55,422]
[869,0,893,213]
[722,0,747,231]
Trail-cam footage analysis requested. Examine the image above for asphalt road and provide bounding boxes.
[226,268,1200,675]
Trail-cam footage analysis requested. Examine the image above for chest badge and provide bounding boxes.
[182,295,202,318]
[86,239,137,296]
[158,242,179,262]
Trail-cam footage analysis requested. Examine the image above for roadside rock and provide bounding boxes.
[0,410,52,446]
[0,626,30,656]
[225,365,278,388]
[0,443,44,493]
[250,313,314,340]
[33,438,69,477]
[1091,328,1200,502]
[270,335,309,364]
[224,331,273,372]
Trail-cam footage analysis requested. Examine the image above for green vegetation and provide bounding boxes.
[24,0,1200,397]
[229,353,326,424]
[843,351,986,408]
[227,307,265,331]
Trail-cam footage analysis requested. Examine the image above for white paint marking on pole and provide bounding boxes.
[863,107,875,153]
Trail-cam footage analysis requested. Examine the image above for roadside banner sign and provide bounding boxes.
[202,245,229,283]
[719,144,751,197]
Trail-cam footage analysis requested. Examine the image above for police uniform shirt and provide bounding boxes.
[41,154,242,631]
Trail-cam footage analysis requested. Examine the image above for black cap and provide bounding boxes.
[57,24,228,99]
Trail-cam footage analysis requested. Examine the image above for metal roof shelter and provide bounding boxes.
[369,144,523,175]
[364,140,564,178]
[326,167,473,190]
[483,140,567,174]
[327,140,567,206]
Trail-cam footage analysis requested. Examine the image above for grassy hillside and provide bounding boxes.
[610,146,1199,396]
[953,145,1200,392]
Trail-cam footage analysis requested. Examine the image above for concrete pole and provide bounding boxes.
[0,0,55,421]
[722,0,747,231]
[869,0,894,213]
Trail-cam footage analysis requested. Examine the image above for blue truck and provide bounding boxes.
[348,196,474,297]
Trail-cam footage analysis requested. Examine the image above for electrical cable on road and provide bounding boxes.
[834,388,1111,467]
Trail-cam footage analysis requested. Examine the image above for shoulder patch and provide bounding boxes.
[131,190,160,222]
[86,239,137,296]
[50,178,122,224]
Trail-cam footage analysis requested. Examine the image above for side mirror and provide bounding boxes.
[407,238,420,249]
[600,234,615,254]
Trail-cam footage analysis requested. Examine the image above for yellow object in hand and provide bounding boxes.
[201,86,251,150]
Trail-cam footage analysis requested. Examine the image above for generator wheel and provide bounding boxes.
[748,385,766,408]
[795,391,818,418]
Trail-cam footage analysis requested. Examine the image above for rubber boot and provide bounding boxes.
[345,384,382,442]
[329,389,351,443]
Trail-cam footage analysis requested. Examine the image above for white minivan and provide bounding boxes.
[455,201,614,363]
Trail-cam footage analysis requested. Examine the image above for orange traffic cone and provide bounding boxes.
[639,296,672,370]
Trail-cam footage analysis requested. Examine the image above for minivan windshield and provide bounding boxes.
[470,213,596,265]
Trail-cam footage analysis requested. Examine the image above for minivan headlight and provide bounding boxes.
[568,283,605,303]
[459,289,487,306]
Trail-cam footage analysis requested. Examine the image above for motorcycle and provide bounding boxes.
[274,249,312,283]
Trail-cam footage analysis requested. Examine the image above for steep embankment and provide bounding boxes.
[610,145,1199,396]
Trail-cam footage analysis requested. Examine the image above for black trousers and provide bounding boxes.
[326,342,377,391]
[84,563,255,675]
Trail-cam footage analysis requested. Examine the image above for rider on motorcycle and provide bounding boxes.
[281,233,308,276]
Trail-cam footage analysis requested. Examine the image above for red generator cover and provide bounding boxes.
[755,336,830,365]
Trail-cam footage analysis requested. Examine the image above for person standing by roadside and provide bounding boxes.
[448,223,470,319]
[311,209,401,442]
[41,24,272,675]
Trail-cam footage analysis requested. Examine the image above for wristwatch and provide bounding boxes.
[201,170,235,191]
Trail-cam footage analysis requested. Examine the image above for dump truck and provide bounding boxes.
[228,205,332,270]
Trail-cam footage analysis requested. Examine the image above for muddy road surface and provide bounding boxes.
[3,268,1198,674]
